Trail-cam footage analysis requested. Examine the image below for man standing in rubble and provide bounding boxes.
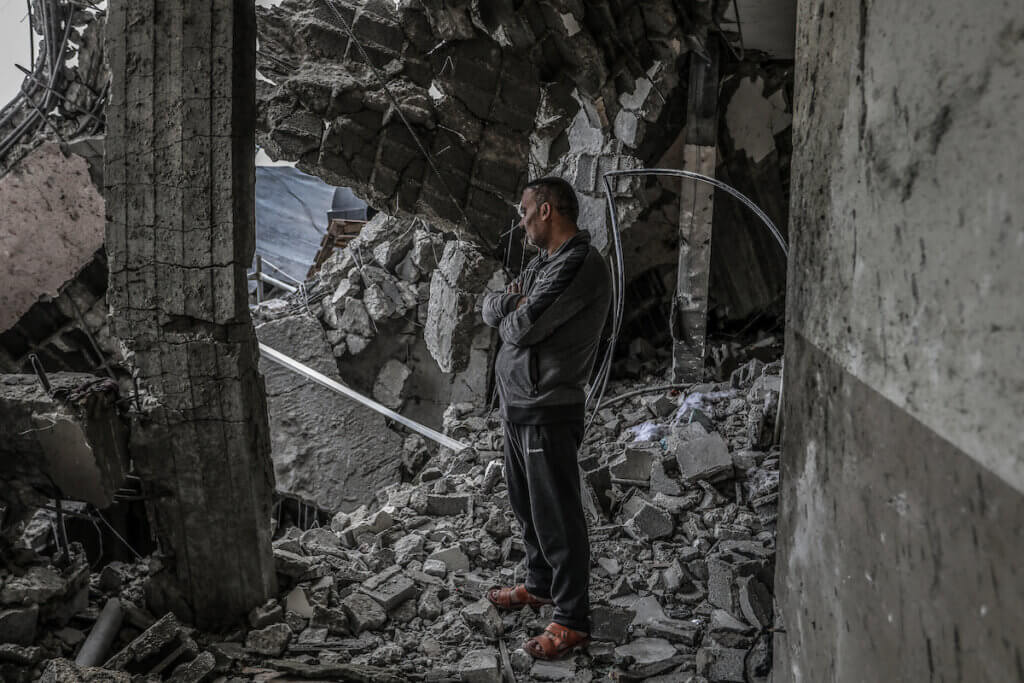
[481,177,612,659]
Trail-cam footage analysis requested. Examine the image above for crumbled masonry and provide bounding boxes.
[3,356,780,682]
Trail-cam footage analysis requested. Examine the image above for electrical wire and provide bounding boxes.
[583,168,789,436]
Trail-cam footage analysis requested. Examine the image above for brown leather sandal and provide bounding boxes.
[486,584,553,611]
[524,622,591,660]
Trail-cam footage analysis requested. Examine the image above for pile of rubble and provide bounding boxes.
[5,355,780,682]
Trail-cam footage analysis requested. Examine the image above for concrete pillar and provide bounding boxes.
[777,0,1024,679]
[105,0,276,627]
[671,41,718,382]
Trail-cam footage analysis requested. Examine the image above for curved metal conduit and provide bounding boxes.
[584,168,789,432]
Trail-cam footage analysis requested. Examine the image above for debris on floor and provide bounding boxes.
[1,355,780,682]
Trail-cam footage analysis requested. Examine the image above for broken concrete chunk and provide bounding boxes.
[427,545,471,572]
[340,592,387,633]
[590,604,634,644]
[311,605,351,636]
[461,598,503,638]
[459,648,502,683]
[530,657,578,680]
[372,359,412,410]
[392,533,425,565]
[0,566,66,605]
[609,446,655,482]
[245,623,291,657]
[167,651,216,683]
[285,586,315,618]
[363,572,418,611]
[0,604,39,645]
[273,549,316,578]
[105,612,194,672]
[738,576,773,630]
[248,599,284,629]
[426,493,472,516]
[650,458,683,496]
[697,645,747,682]
[613,638,679,675]
[623,500,675,541]
[40,658,131,683]
[422,558,448,577]
[673,433,733,482]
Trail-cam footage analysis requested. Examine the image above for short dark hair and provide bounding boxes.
[524,176,579,223]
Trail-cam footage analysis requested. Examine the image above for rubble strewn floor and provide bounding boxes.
[3,355,781,682]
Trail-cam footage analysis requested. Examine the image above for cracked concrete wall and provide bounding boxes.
[777,0,1024,680]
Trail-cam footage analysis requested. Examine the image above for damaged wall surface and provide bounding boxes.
[0,144,104,333]
[777,0,1024,680]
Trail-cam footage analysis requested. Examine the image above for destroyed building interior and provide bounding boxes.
[0,0,1020,682]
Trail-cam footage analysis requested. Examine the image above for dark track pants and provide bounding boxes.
[503,419,590,632]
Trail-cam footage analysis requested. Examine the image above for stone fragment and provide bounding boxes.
[393,533,425,565]
[425,241,497,373]
[427,546,470,572]
[311,605,351,636]
[426,493,472,516]
[39,658,131,683]
[461,599,503,638]
[623,500,675,541]
[650,459,683,496]
[0,566,65,605]
[167,651,216,683]
[363,572,418,611]
[245,623,291,657]
[706,556,736,611]
[609,446,654,482]
[697,645,747,682]
[274,549,315,578]
[0,604,38,645]
[417,586,443,621]
[372,359,412,410]
[300,527,343,556]
[738,576,772,630]
[590,604,634,644]
[613,638,679,676]
[105,612,193,671]
[364,283,397,321]
[458,648,502,683]
[530,657,578,680]
[673,433,733,482]
[422,558,448,577]
[298,626,328,644]
[340,593,387,633]
[248,600,284,629]
[0,643,43,665]
[483,508,511,538]
[643,394,677,418]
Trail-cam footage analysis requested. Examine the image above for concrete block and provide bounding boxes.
[738,576,772,630]
[458,649,502,683]
[363,572,418,611]
[590,604,634,644]
[461,598,503,638]
[609,446,654,482]
[426,493,472,516]
[245,623,291,657]
[340,592,387,633]
[422,558,448,577]
[0,605,38,645]
[427,545,471,572]
[623,500,675,541]
[167,651,216,683]
[696,645,746,682]
[673,433,733,482]
[248,600,283,629]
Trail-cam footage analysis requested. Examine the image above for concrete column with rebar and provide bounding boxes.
[105,0,276,627]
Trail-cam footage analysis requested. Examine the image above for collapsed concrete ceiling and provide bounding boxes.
[255,0,728,249]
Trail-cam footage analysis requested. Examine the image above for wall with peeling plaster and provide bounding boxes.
[777,0,1024,680]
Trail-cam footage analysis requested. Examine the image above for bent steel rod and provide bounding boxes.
[259,343,469,452]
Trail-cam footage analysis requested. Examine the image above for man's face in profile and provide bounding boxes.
[518,188,550,250]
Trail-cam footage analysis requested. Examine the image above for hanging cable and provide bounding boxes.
[583,168,789,436]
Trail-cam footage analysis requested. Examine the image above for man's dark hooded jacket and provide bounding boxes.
[482,230,611,424]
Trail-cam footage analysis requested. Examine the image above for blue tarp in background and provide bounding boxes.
[253,166,368,287]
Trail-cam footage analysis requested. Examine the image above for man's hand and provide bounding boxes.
[515,296,528,309]
[506,279,522,294]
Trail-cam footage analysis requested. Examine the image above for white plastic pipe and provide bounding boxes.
[259,343,469,452]
[75,598,123,666]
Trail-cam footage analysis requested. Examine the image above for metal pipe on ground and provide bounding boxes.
[75,598,123,666]
[259,343,469,453]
